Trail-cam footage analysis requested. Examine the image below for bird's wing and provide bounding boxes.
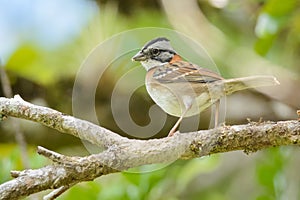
[153,61,223,83]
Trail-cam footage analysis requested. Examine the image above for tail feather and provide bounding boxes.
[222,75,280,95]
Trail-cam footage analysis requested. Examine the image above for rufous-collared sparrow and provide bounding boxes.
[132,37,279,137]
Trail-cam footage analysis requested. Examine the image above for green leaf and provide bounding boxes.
[6,44,56,85]
[62,182,101,200]
[254,34,277,55]
[264,0,297,17]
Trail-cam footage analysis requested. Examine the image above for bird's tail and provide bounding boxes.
[221,75,280,95]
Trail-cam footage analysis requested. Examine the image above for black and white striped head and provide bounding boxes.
[132,37,177,71]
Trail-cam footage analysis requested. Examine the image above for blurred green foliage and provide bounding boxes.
[255,0,299,56]
[0,144,48,183]
[256,147,291,200]
[0,0,300,199]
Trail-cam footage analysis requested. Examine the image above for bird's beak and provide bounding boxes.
[132,51,147,61]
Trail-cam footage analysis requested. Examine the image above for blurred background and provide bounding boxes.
[0,0,300,199]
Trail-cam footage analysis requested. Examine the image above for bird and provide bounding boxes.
[132,37,279,137]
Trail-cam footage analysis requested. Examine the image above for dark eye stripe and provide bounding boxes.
[139,48,175,63]
[159,49,176,54]
[152,56,170,63]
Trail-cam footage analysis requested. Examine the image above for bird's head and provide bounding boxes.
[132,37,178,71]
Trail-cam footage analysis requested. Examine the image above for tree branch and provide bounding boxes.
[0,95,299,199]
[1,146,118,200]
[43,185,74,200]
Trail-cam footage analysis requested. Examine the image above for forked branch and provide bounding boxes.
[0,95,299,199]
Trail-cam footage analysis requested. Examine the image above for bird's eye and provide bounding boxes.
[151,48,160,56]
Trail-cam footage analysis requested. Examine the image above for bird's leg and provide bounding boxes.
[168,114,184,137]
[214,99,220,128]
[168,98,192,137]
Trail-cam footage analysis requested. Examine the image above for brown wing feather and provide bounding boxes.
[153,61,223,83]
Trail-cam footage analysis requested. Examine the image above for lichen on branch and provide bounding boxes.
[0,95,299,199]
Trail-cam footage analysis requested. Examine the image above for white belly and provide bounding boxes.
[146,82,213,117]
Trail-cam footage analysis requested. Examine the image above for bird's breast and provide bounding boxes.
[145,76,213,117]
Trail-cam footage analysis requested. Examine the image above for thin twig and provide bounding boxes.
[0,61,13,98]
[37,146,65,163]
[0,62,30,169]
[43,185,74,200]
